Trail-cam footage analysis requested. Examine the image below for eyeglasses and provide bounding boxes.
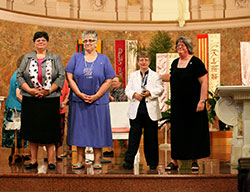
[138,58,150,63]
[83,39,96,44]
[176,44,186,48]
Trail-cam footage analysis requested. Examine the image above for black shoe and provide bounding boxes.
[23,156,30,161]
[8,156,13,163]
[25,162,38,169]
[15,156,23,163]
[191,162,199,171]
[44,158,48,162]
[123,162,133,170]
[48,163,56,170]
[165,162,178,171]
[150,165,157,170]
[103,151,114,157]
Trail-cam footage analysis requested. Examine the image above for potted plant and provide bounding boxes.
[206,90,220,125]
[159,99,171,129]
[159,91,219,129]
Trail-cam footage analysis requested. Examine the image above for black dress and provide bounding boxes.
[170,56,210,160]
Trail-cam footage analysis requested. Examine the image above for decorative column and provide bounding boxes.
[0,0,14,9]
[140,0,151,21]
[117,0,127,20]
[190,0,200,19]
[70,0,80,18]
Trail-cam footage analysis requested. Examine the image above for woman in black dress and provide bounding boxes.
[161,36,210,171]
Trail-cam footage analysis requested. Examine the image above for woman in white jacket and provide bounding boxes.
[123,51,164,170]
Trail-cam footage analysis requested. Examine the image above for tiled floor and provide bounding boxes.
[0,140,237,176]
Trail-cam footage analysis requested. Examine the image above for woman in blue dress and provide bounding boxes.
[66,30,115,169]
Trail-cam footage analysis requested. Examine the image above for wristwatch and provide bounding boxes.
[200,100,205,104]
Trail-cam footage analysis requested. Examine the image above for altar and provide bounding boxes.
[215,86,250,165]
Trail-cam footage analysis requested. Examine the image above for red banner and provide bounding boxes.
[197,34,209,97]
[115,40,126,88]
[197,34,208,69]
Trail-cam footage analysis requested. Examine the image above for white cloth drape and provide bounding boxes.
[241,42,250,85]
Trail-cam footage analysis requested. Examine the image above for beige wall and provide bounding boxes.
[1,0,250,21]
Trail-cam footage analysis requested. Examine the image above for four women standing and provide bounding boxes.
[10,31,209,172]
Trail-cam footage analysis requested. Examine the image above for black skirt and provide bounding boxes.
[21,96,60,144]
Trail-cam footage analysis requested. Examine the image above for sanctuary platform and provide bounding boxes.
[0,131,238,192]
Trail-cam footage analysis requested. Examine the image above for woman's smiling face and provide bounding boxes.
[137,57,150,71]
[34,37,48,51]
[83,34,97,52]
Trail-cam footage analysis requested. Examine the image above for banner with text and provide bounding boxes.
[197,34,221,93]
[115,40,126,88]
[208,34,220,93]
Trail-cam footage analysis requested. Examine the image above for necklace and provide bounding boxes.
[83,56,95,78]
[84,59,95,69]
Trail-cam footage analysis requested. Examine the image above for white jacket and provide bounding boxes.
[125,69,164,121]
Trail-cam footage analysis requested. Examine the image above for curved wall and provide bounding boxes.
[0,9,250,98]
[1,8,250,31]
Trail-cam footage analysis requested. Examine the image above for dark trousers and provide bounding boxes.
[124,112,159,166]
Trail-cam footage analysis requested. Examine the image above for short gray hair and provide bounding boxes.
[176,36,194,54]
[137,50,150,61]
[82,30,98,41]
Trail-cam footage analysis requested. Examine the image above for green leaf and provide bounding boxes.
[148,31,173,71]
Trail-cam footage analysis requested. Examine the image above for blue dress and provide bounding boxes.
[65,52,116,148]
